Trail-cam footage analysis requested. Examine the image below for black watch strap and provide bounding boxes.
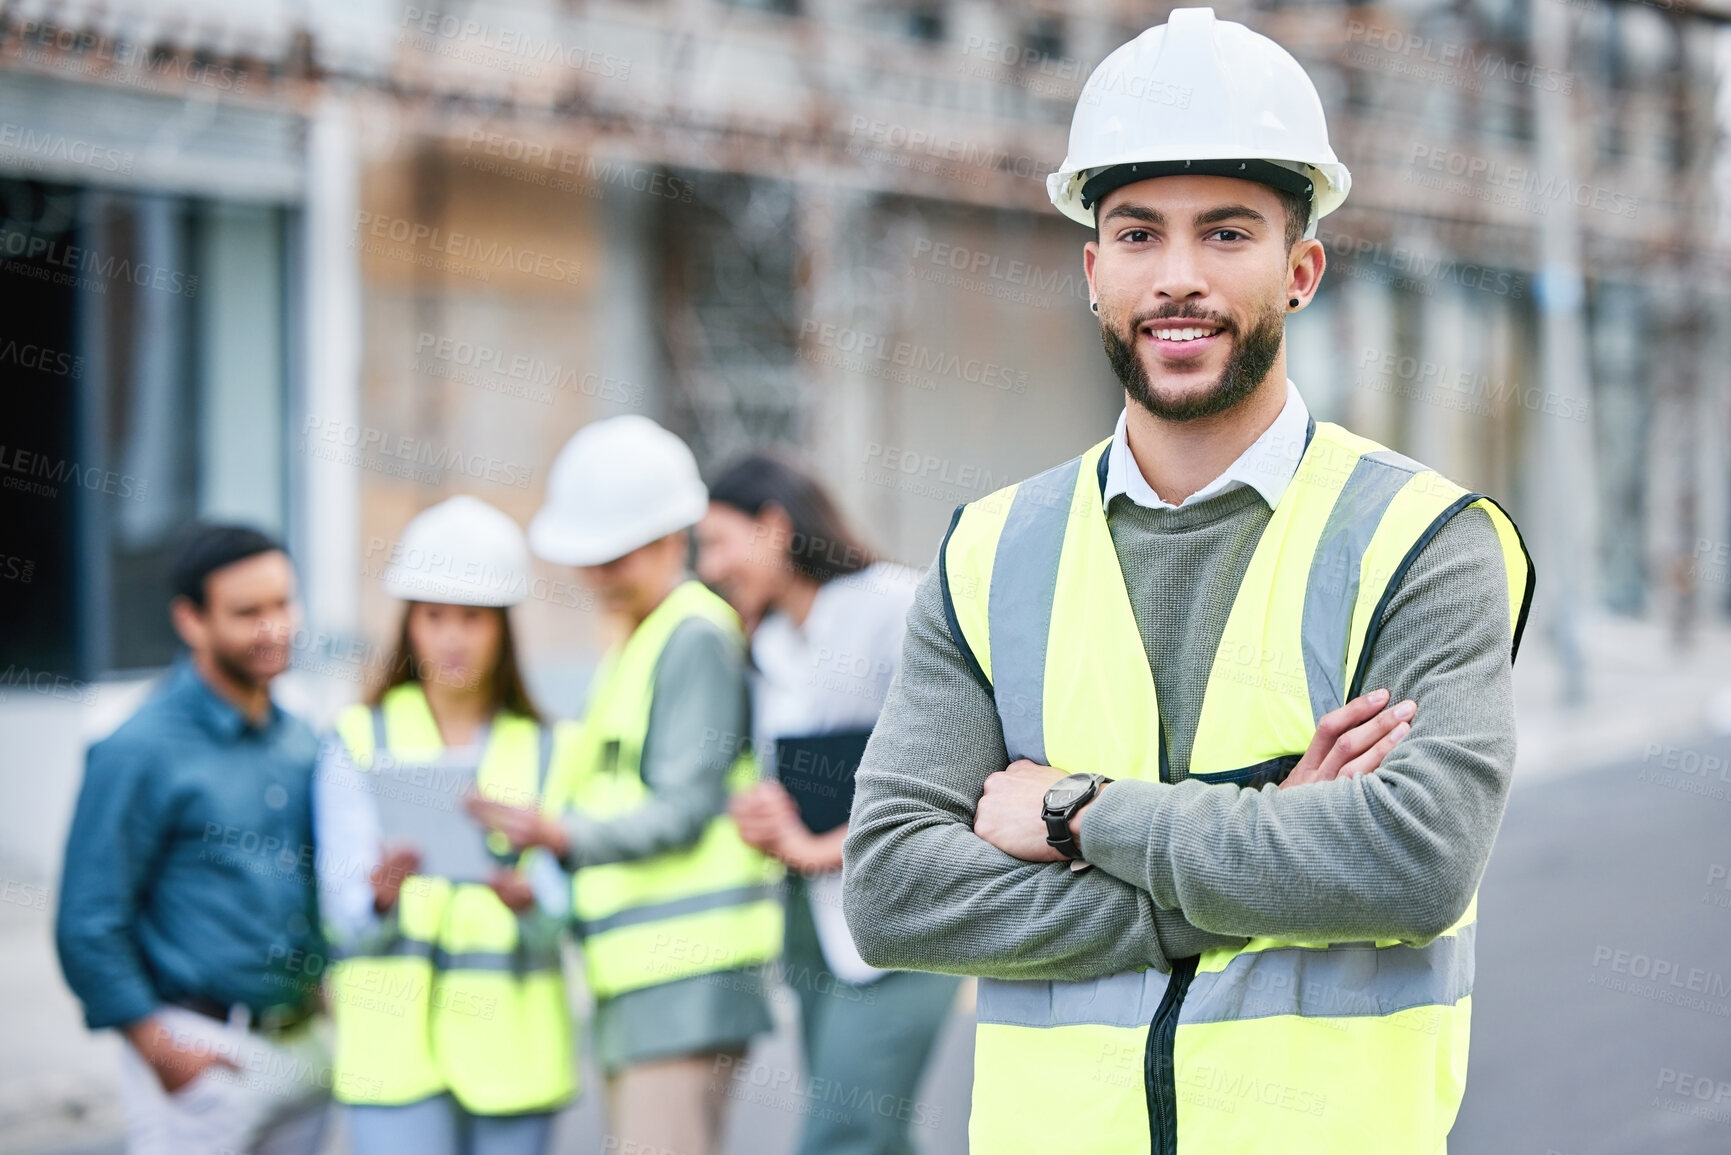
[1044,810,1084,860]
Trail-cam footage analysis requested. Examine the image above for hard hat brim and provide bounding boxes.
[528,499,705,567]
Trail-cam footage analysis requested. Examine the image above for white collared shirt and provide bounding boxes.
[1103,379,1311,512]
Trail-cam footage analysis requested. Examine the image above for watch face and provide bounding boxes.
[1045,773,1095,809]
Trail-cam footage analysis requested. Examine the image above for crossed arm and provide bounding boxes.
[840,506,1516,978]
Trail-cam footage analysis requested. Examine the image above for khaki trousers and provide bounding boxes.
[601,1047,745,1155]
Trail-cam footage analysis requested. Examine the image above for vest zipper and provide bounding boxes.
[1145,954,1196,1155]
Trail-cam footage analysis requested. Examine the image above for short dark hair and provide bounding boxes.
[708,453,875,585]
[1092,183,1311,250]
[172,524,286,608]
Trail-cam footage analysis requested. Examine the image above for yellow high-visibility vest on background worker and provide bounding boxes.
[546,578,783,1000]
[942,420,1534,1155]
[328,684,576,1114]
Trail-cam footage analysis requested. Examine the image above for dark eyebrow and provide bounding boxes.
[1101,203,1163,227]
[1195,204,1268,228]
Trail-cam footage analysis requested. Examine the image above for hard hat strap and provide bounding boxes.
[1080,158,1314,214]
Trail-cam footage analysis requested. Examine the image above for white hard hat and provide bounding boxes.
[380,495,532,607]
[1047,7,1351,238]
[529,415,707,566]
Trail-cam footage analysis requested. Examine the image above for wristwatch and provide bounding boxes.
[1041,772,1113,860]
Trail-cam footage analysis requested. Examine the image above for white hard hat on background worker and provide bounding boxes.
[381,494,533,605]
[529,415,708,565]
[1045,6,1351,237]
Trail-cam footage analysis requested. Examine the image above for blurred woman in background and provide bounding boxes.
[314,496,575,1155]
[699,453,962,1155]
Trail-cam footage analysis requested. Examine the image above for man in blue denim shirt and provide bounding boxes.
[56,525,333,1155]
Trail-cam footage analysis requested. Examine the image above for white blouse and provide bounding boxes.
[751,561,920,985]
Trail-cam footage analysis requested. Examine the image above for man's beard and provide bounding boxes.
[1101,301,1285,422]
[211,638,278,693]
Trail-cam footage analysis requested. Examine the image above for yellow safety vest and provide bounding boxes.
[545,580,783,1001]
[941,421,1534,1155]
[327,684,576,1113]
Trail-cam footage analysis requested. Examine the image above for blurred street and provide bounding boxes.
[1456,737,1731,1155]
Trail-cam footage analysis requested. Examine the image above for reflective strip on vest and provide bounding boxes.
[1300,449,1425,720]
[327,686,575,1114]
[1183,923,1476,1025]
[944,422,1534,1155]
[574,883,779,938]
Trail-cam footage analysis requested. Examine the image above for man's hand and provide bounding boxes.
[465,796,571,860]
[974,761,1069,863]
[123,1016,239,1094]
[1280,688,1416,790]
[486,868,536,913]
[370,844,421,913]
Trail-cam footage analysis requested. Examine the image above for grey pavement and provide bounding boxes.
[1452,735,1731,1155]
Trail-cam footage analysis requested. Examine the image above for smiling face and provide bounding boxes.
[171,550,298,691]
[1083,174,1324,423]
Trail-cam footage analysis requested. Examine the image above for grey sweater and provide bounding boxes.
[841,480,1518,980]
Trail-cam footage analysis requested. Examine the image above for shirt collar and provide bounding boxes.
[169,657,278,740]
[1103,379,1311,513]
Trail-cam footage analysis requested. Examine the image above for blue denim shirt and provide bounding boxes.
[55,659,323,1030]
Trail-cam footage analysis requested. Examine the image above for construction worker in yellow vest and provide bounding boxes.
[314,496,575,1155]
[469,415,781,1155]
[842,9,1535,1155]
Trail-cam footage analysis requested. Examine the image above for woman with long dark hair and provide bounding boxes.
[313,496,575,1155]
[698,453,961,1155]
